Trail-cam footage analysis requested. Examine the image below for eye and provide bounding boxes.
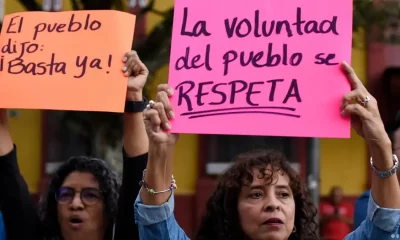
[249,192,263,199]
[59,191,73,199]
[56,188,74,202]
[82,189,102,199]
[277,192,290,199]
[85,193,100,199]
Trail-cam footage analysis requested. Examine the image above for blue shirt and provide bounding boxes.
[0,211,5,240]
[134,190,400,240]
[354,190,371,229]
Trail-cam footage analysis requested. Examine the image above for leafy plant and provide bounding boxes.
[353,0,400,43]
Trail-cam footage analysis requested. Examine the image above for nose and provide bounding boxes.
[266,204,280,212]
[263,195,281,212]
[69,192,84,210]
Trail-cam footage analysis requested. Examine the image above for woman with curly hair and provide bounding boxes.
[0,51,150,240]
[135,62,400,240]
[38,156,121,240]
[195,149,317,240]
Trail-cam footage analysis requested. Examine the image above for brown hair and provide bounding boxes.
[196,149,319,240]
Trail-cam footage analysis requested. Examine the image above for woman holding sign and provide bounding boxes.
[135,62,400,240]
[0,51,149,240]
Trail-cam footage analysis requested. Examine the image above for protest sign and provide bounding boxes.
[168,0,353,138]
[0,10,135,112]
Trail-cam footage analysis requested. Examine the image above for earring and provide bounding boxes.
[292,226,297,233]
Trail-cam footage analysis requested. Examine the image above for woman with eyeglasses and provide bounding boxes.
[0,51,149,240]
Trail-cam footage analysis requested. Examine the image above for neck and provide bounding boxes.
[62,230,104,240]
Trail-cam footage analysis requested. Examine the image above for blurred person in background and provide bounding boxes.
[320,186,354,240]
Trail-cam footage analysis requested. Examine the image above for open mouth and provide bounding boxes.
[263,218,284,225]
[70,218,83,224]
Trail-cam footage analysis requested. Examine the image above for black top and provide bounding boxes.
[0,145,147,240]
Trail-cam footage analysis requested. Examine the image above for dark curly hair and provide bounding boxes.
[196,149,319,240]
[38,156,121,240]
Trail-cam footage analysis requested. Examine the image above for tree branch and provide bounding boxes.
[18,0,42,11]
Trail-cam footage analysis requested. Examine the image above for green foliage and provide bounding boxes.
[353,0,400,43]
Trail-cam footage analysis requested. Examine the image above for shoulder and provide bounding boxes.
[357,190,370,201]
[354,191,370,213]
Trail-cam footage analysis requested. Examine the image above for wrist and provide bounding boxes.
[149,142,169,159]
[126,91,143,101]
[369,138,394,171]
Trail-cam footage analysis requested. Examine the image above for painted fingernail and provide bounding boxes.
[122,66,127,71]
[123,56,127,62]
[164,123,171,130]
[168,111,175,119]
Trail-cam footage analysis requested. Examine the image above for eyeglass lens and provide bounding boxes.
[56,187,102,205]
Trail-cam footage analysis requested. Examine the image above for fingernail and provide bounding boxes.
[124,71,129,76]
[122,66,127,71]
[123,56,127,62]
[168,111,175,119]
[167,88,174,95]
[164,123,171,130]
[340,110,346,116]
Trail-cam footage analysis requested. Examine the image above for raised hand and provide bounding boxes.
[122,51,149,100]
[340,61,388,146]
[143,84,179,145]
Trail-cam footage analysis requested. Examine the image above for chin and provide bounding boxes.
[257,232,288,240]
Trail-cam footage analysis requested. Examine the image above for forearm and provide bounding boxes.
[0,110,13,156]
[369,136,400,209]
[123,92,148,157]
[140,143,173,205]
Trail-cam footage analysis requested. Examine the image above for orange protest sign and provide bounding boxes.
[0,10,136,112]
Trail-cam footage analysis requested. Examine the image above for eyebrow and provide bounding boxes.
[249,184,290,190]
[249,185,264,190]
[275,185,291,191]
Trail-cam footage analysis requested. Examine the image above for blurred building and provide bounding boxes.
[6,0,399,238]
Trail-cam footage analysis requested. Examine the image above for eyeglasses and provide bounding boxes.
[55,187,103,206]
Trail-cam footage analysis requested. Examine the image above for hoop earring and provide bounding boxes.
[292,226,297,233]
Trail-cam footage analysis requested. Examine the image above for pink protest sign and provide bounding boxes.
[168,0,353,138]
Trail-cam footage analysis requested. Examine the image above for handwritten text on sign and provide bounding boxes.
[0,10,135,112]
[168,0,352,138]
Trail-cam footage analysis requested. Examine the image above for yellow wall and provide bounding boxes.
[146,0,174,35]
[5,0,27,13]
[7,110,42,193]
[320,32,368,196]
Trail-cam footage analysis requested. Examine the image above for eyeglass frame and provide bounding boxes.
[55,187,104,206]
